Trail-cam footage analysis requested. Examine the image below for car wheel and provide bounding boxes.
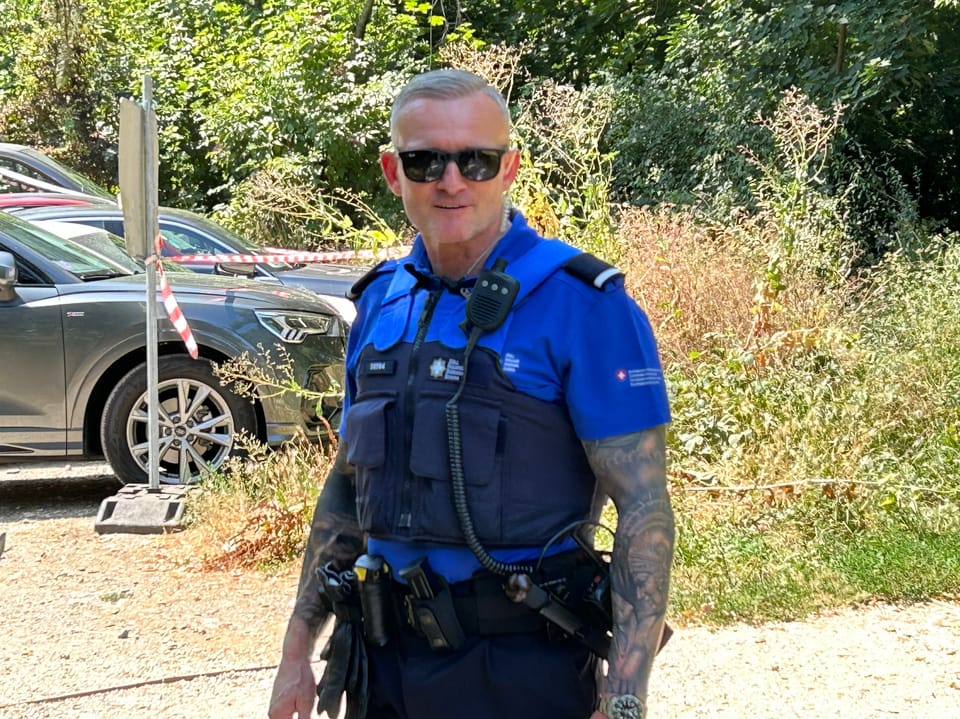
[101,356,258,485]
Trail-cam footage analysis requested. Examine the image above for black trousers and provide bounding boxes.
[364,628,598,719]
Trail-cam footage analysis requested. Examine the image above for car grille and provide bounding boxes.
[302,365,344,437]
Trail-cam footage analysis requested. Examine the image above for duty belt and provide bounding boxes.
[394,571,548,638]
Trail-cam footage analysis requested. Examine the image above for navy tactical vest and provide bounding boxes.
[344,239,615,547]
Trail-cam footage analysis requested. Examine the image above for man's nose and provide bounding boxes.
[436,157,468,191]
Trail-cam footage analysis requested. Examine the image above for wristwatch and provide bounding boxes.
[600,694,645,719]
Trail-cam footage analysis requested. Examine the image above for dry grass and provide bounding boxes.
[177,439,334,571]
[617,206,756,366]
[618,204,853,371]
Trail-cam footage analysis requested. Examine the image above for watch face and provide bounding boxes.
[607,694,644,719]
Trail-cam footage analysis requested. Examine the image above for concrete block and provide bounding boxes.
[94,483,193,534]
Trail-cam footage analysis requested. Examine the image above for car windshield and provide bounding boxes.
[10,219,136,279]
[31,221,145,275]
[33,220,196,276]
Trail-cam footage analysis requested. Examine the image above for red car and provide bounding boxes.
[0,191,112,212]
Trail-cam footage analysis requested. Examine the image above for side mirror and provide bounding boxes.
[214,262,258,279]
[0,251,18,302]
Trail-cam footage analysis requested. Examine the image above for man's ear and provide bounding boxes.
[380,152,403,197]
[500,148,520,190]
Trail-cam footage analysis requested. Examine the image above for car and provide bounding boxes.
[0,143,117,201]
[27,219,187,275]
[15,203,365,324]
[0,191,115,211]
[0,211,346,484]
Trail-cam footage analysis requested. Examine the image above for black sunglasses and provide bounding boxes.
[396,148,508,183]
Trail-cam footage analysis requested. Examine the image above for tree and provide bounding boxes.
[604,0,960,233]
[0,0,119,186]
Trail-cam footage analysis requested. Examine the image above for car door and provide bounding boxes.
[0,256,68,456]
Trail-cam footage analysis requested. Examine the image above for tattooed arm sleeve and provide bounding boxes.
[270,441,364,717]
[583,424,675,709]
[289,440,365,648]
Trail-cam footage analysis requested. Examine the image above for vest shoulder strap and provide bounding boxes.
[506,239,580,305]
[347,259,397,300]
[562,252,623,290]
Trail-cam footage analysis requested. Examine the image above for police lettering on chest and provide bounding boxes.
[428,356,464,382]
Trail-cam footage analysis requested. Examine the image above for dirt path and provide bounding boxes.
[1,470,959,718]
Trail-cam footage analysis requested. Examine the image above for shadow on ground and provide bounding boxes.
[0,474,120,522]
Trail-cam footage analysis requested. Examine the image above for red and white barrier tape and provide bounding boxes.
[167,246,408,265]
[155,234,199,359]
[155,244,409,359]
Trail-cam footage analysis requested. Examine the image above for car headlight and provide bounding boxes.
[255,309,333,343]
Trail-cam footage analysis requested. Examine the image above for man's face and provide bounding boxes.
[381,91,519,254]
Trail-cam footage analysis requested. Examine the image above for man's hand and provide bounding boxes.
[268,655,318,719]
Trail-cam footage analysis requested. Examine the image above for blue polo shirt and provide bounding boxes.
[341,212,670,582]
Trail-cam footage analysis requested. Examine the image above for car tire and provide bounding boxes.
[101,356,258,485]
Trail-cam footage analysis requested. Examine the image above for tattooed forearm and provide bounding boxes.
[291,503,364,631]
[583,424,675,701]
[605,500,673,695]
[291,442,364,637]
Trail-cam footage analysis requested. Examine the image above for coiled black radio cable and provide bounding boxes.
[444,258,531,576]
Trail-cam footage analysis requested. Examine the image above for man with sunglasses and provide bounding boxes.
[269,69,673,719]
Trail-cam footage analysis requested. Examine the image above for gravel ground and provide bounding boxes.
[1,463,959,719]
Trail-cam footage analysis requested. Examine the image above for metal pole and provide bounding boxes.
[143,74,161,491]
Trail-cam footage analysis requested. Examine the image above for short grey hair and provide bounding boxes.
[390,69,511,143]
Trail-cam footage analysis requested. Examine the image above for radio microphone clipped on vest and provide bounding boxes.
[447,257,536,577]
[462,257,520,336]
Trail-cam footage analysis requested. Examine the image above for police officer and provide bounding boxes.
[268,69,674,719]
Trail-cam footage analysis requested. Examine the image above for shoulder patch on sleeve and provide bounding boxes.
[562,252,624,290]
[347,260,395,300]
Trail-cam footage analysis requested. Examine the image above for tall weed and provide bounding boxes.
[442,41,621,261]
[511,80,619,261]
[851,237,960,505]
[179,349,341,571]
[618,205,755,367]
[180,434,333,572]
[213,155,407,252]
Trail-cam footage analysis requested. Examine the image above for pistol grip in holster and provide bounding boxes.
[398,556,466,651]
